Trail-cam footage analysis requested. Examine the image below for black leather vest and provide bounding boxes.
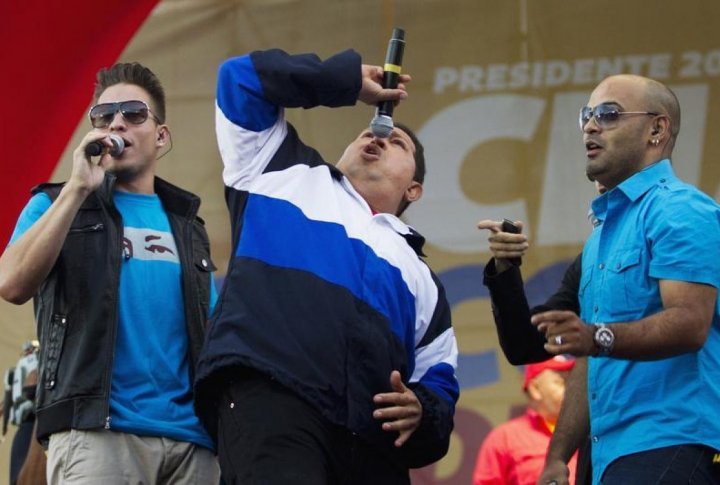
[32,174,216,442]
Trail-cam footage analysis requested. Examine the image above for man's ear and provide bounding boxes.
[652,115,671,138]
[405,181,423,204]
[156,125,169,147]
[526,380,542,401]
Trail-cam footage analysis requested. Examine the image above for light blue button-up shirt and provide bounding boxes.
[580,159,720,483]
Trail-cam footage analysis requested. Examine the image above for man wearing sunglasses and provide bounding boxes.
[193,48,459,484]
[519,75,720,485]
[0,63,220,484]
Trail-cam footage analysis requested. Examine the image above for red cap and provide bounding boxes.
[523,355,575,390]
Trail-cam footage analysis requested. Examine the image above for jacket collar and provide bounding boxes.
[97,173,200,219]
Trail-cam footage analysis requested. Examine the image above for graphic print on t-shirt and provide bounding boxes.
[122,227,179,263]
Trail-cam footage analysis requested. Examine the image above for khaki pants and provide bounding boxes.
[47,429,220,484]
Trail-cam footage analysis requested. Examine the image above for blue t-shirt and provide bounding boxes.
[580,160,720,483]
[11,190,217,450]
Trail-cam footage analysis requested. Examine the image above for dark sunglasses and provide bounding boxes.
[579,103,658,131]
[88,100,160,128]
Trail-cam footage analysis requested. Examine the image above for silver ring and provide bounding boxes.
[554,335,564,345]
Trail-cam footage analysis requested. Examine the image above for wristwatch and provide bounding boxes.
[593,323,615,356]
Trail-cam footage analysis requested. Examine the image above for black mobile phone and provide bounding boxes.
[501,218,520,234]
[500,219,521,265]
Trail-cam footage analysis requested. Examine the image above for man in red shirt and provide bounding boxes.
[472,356,577,485]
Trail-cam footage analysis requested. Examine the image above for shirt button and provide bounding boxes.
[592,436,599,443]
[598,263,605,270]
[594,306,599,313]
[591,393,597,400]
[201,258,208,268]
[659,178,666,183]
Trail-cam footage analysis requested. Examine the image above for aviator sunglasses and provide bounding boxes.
[88,100,160,128]
[579,103,658,131]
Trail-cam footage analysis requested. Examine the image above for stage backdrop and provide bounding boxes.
[2,1,720,482]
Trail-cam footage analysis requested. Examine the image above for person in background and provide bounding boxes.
[477,181,607,366]
[472,356,577,485]
[3,340,39,485]
[476,181,610,484]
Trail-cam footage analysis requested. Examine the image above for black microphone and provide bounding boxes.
[369,28,406,138]
[85,134,125,158]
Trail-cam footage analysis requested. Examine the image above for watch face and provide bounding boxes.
[595,327,614,348]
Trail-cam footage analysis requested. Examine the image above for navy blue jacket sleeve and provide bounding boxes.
[216,48,362,134]
[250,48,362,109]
[400,272,456,468]
[400,382,454,468]
[217,48,363,199]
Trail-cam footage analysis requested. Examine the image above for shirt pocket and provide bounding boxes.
[606,247,648,319]
[64,209,106,272]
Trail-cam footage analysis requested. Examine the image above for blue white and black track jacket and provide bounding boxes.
[195,48,459,467]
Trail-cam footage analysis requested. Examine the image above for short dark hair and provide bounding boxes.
[395,122,425,184]
[92,62,166,123]
[394,122,425,216]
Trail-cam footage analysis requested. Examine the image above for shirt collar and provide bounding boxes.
[590,158,674,221]
[616,158,674,202]
[526,407,554,435]
[339,173,428,257]
[375,213,428,257]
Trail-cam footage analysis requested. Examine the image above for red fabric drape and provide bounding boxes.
[0,0,159,246]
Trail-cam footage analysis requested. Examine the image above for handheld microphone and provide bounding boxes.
[369,28,406,138]
[85,134,125,158]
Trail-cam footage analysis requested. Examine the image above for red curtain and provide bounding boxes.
[0,0,159,246]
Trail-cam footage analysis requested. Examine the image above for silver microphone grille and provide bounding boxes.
[109,134,125,158]
[369,114,394,138]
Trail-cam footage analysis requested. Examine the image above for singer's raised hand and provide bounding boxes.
[70,131,112,195]
[359,64,411,106]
